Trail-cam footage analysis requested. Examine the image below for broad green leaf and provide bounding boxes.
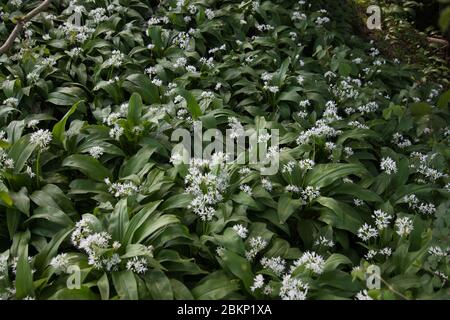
[305,163,367,188]
[112,271,138,300]
[144,270,174,300]
[127,92,143,127]
[62,154,112,181]
[277,194,302,224]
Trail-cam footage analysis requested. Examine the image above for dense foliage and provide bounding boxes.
[0,0,449,300]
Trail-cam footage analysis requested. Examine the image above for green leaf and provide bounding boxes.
[133,214,179,244]
[277,194,302,224]
[179,89,202,119]
[112,271,138,300]
[192,271,240,300]
[410,102,432,117]
[62,154,112,181]
[317,197,364,233]
[119,145,156,178]
[439,6,450,31]
[109,199,129,242]
[323,254,353,273]
[144,270,174,300]
[220,249,253,291]
[160,194,193,211]
[98,273,110,300]
[122,200,161,245]
[437,89,450,109]
[8,135,36,172]
[9,187,30,216]
[123,74,160,104]
[170,279,194,300]
[305,163,367,188]
[0,191,13,207]
[52,102,79,145]
[127,93,143,127]
[15,242,34,299]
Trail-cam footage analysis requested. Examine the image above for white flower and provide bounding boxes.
[298,159,315,171]
[301,186,320,202]
[89,146,104,159]
[227,117,245,139]
[285,184,301,193]
[395,217,413,237]
[372,210,392,230]
[109,125,124,140]
[279,275,309,300]
[380,247,392,256]
[417,202,436,215]
[257,133,271,143]
[27,120,40,128]
[282,161,296,174]
[239,184,252,195]
[185,155,229,221]
[126,257,148,274]
[232,224,248,239]
[50,253,70,274]
[380,157,397,175]
[261,178,272,192]
[205,9,215,19]
[245,237,268,261]
[25,165,35,178]
[357,223,378,241]
[314,236,334,248]
[260,256,286,276]
[30,129,52,149]
[251,274,265,292]
[104,50,124,68]
[3,97,19,108]
[291,251,325,275]
[105,179,139,198]
[428,246,448,258]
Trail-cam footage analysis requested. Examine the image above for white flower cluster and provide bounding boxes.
[50,253,70,274]
[380,157,397,175]
[89,146,104,159]
[245,236,268,261]
[0,149,14,171]
[0,255,8,280]
[104,50,125,68]
[104,178,139,198]
[2,97,19,108]
[372,210,393,230]
[126,257,148,274]
[228,117,245,139]
[185,154,229,221]
[395,217,414,237]
[403,194,436,215]
[232,224,248,239]
[314,236,334,248]
[71,216,119,270]
[279,275,309,300]
[296,120,341,145]
[260,256,286,276]
[392,133,412,149]
[357,223,378,241]
[428,246,449,258]
[30,129,52,150]
[291,251,325,275]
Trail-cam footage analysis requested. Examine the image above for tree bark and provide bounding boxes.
[0,0,52,54]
